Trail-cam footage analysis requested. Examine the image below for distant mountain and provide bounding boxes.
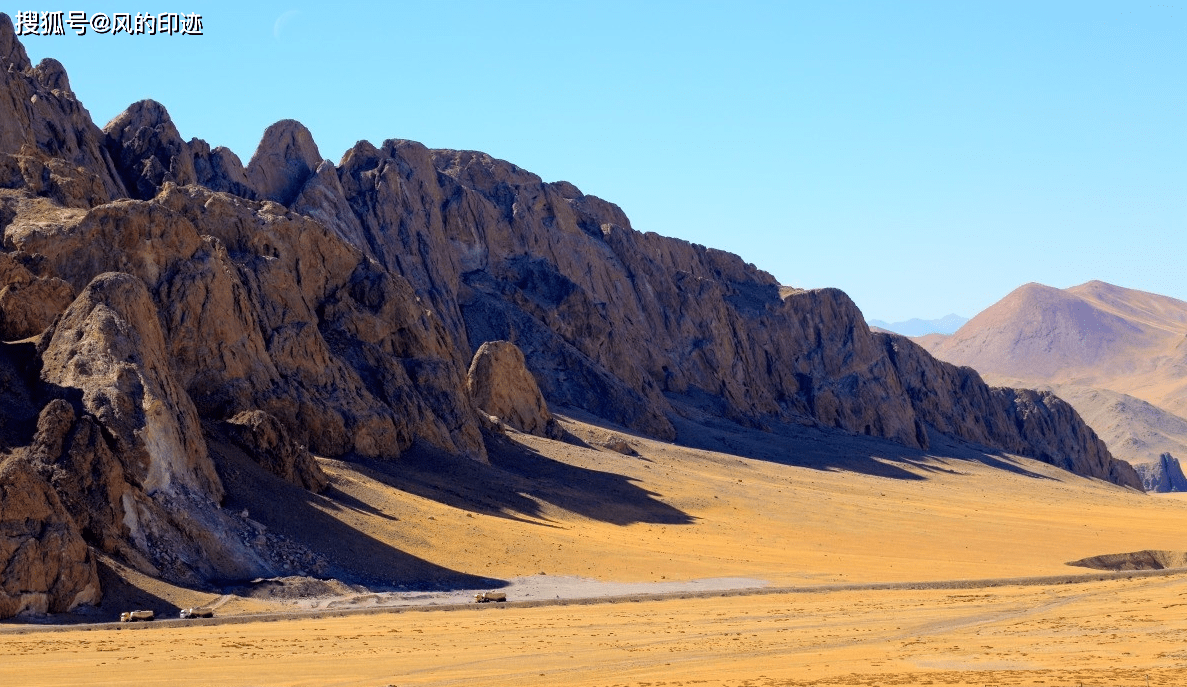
[867,314,968,337]
[918,281,1187,417]
[916,280,1187,490]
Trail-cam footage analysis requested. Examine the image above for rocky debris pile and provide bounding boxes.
[1068,549,1187,571]
[467,340,562,439]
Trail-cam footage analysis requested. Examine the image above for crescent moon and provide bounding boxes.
[273,10,301,40]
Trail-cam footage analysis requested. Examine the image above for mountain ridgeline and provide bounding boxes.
[0,15,1139,618]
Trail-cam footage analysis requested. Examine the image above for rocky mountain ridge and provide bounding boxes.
[0,14,1140,618]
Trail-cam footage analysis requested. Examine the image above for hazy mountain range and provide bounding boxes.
[867,314,968,337]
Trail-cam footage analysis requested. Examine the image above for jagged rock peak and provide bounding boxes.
[189,138,255,199]
[1136,453,1187,493]
[0,13,31,72]
[32,57,70,94]
[103,99,197,200]
[246,119,322,205]
[433,148,545,189]
[106,99,173,131]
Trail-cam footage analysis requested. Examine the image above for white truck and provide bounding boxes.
[119,610,155,622]
[474,592,507,603]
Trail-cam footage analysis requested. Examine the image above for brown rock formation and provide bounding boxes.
[0,16,1146,618]
[224,410,329,492]
[881,332,1141,488]
[246,119,322,205]
[467,340,561,439]
[189,138,256,199]
[0,447,99,617]
[103,99,197,200]
[37,272,270,584]
[0,15,126,206]
[0,250,74,339]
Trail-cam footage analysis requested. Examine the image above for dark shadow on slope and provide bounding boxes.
[664,404,928,481]
[209,432,504,592]
[90,557,181,622]
[0,340,43,451]
[355,432,694,527]
[662,397,1057,483]
[924,430,1059,482]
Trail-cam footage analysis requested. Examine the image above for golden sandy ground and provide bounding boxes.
[4,576,1187,686]
[5,412,1187,685]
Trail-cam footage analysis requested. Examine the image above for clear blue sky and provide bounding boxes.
[17,1,1185,322]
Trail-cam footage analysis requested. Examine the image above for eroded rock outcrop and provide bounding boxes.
[103,99,197,200]
[467,340,561,438]
[37,272,270,583]
[881,332,1142,488]
[0,250,74,339]
[224,410,329,492]
[6,180,485,462]
[0,15,126,206]
[0,447,99,617]
[1135,453,1187,493]
[246,119,322,205]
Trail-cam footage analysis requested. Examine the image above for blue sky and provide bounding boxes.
[17,1,1185,322]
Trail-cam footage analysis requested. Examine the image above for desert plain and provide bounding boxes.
[4,411,1187,687]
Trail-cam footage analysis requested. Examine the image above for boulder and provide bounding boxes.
[467,340,561,439]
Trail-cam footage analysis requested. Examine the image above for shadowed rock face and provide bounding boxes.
[0,406,100,616]
[0,15,1143,617]
[1134,453,1187,493]
[104,99,198,200]
[224,410,329,493]
[246,120,322,205]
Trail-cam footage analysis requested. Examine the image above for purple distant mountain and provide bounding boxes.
[867,314,968,337]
